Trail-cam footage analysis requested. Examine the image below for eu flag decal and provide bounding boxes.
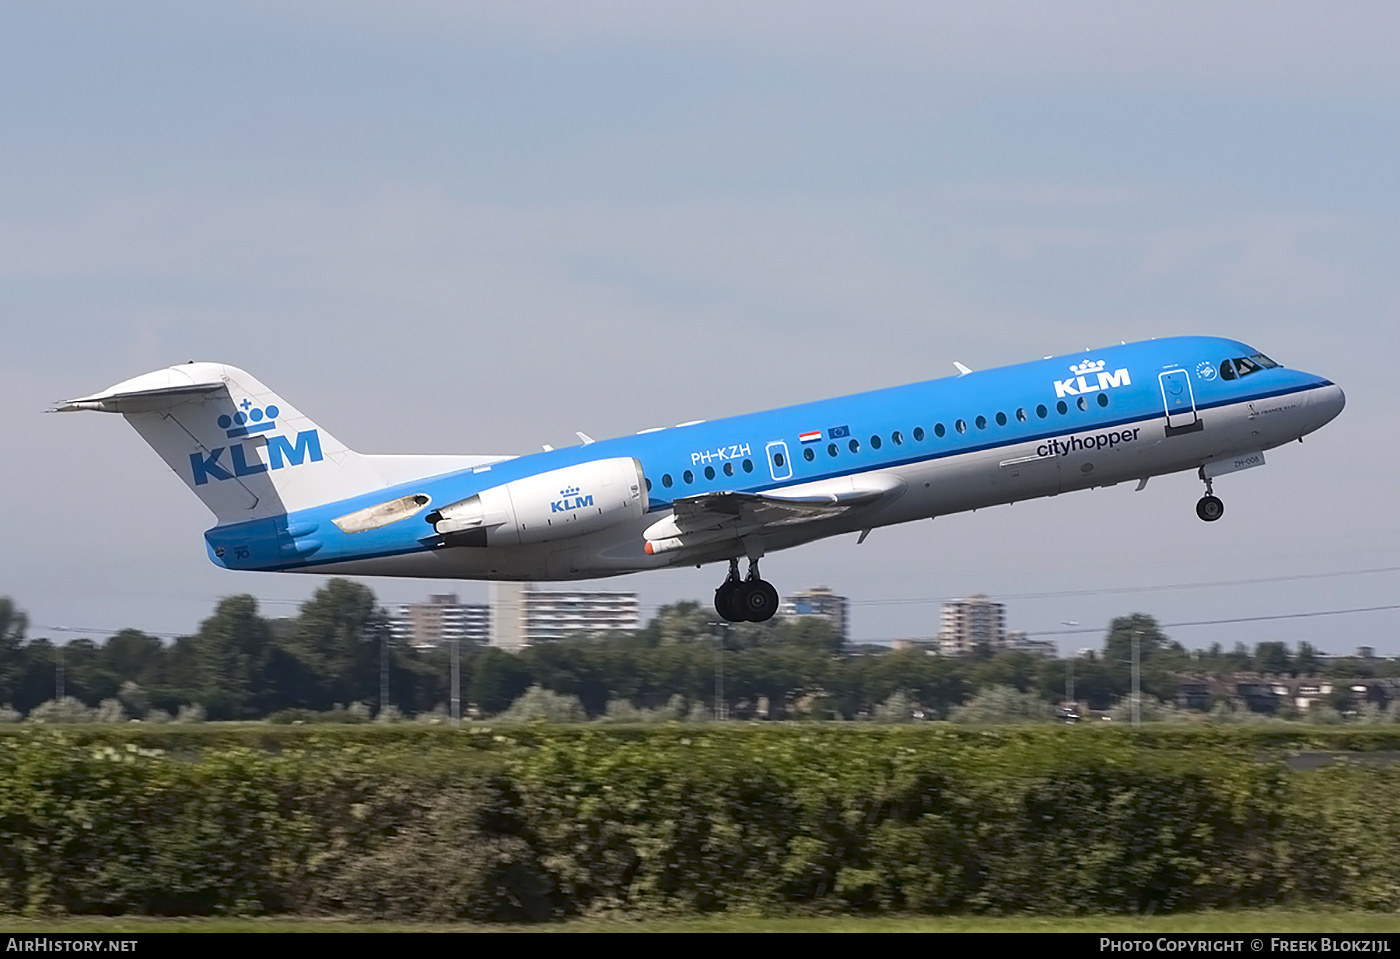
[827,425,850,439]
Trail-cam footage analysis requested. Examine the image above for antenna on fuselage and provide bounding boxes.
[953,362,972,376]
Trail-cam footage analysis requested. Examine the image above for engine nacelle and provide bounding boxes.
[428,457,648,547]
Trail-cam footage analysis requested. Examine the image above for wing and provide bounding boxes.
[643,474,905,555]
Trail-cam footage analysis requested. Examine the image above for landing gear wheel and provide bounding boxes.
[738,579,780,622]
[714,580,743,622]
[1196,494,1224,522]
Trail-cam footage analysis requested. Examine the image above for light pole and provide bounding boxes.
[712,621,728,721]
[1131,629,1141,728]
[1060,622,1078,705]
[380,632,390,718]
[48,627,69,702]
[450,637,460,726]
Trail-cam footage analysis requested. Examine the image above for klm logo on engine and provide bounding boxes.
[1054,359,1132,399]
[189,402,323,486]
[552,485,594,512]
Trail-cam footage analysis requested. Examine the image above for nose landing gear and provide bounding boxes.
[1196,469,1224,522]
[714,557,780,623]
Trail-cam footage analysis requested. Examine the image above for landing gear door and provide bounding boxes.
[1159,370,1201,435]
[765,441,792,482]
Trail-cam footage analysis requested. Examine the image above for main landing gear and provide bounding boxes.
[1196,470,1224,522]
[714,557,780,623]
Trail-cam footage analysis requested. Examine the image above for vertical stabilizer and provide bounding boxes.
[55,363,387,523]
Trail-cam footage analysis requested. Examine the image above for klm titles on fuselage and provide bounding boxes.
[189,405,324,486]
[1054,360,1131,398]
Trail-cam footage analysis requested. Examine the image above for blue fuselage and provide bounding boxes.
[203,335,1343,581]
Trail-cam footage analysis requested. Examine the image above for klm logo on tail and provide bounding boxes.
[190,402,322,485]
[552,485,594,512]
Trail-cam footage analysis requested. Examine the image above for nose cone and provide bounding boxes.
[1306,381,1346,434]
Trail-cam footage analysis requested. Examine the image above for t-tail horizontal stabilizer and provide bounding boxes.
[56,363,511,526]
[54,363,382,524]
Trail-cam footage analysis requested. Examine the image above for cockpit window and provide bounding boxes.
[1220,355,1271,381]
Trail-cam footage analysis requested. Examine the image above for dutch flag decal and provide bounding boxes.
[799,431,821,444]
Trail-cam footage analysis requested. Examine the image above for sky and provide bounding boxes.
[3,1,1398,655]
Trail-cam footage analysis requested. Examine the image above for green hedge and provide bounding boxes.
[0,724,1396,919]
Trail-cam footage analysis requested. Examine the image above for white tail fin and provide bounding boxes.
[54,362,511,526]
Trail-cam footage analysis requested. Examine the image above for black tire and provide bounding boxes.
[1196,495,1224,522]
[714,581,743,622]
[739,580,780,622]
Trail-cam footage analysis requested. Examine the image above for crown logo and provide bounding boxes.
[559,486,581,497]
[219,399,280,439]
[1070,359,1105,376]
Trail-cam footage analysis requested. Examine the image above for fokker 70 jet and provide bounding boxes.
[56,336,1344,623]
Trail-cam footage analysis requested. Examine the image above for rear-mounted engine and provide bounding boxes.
[426,457,648,547]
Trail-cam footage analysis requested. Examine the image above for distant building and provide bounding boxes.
[391,593,489,648]
[490,582,640,648]
[779,587,849,642]
[490,582,527,650]
[1004,630,1057,658]
[938,594,1005,655]
[1173,675,1396,714]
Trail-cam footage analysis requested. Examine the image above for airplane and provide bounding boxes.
[54,336,1344,624]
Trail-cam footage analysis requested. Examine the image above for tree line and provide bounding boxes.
[0,585,1394,722]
